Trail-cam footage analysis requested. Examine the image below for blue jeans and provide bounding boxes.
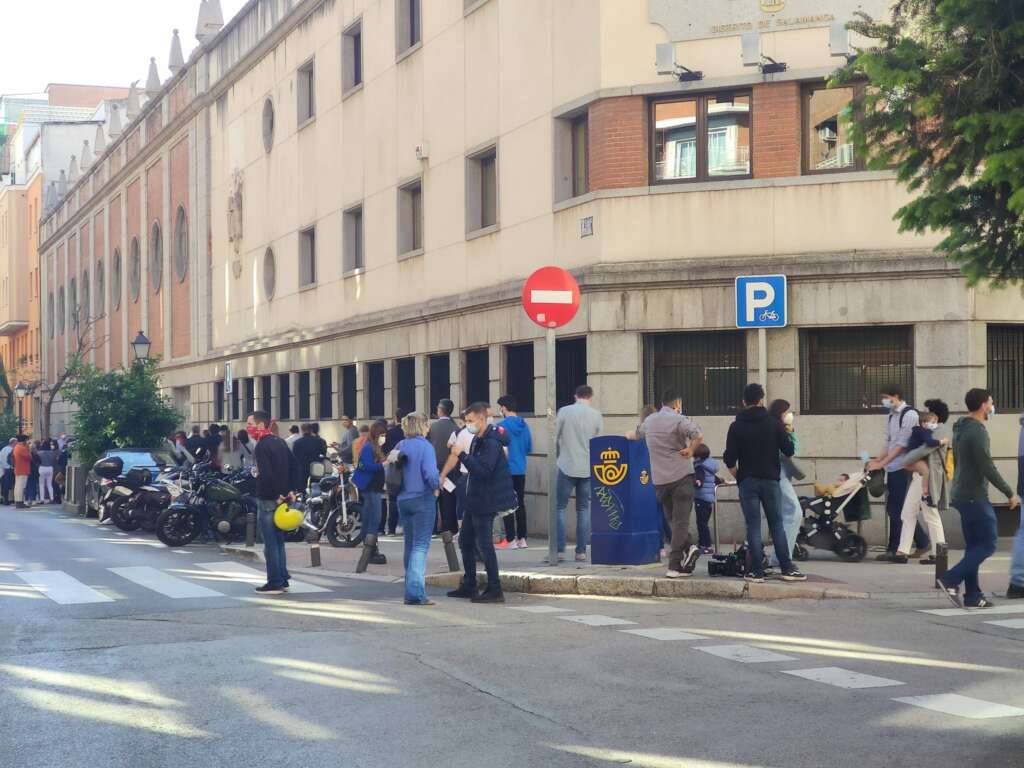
[556,470,590,555]
[943,500,998,605]
[770,476,803,567]
[258,499,290,588]
[738,476,793,575]
[362,490,382,542]
[1011,508,1024,588]
[398,493,435,603]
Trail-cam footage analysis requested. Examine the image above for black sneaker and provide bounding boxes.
[255,584,284,595]
[446,585,477,599]
[875,552,895,562]
[369,550,387,565]
[681,545,701,574]
[891,553,909,564]
[965,596,995,610]
[471,589,505,603]
[780,569,807,582]
[936,578,962,608]
[1007,583,1024,600]
[404,599,436,606]
[744,572,766,584]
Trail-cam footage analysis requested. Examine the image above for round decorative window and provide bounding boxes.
[81,271,91,324]
[129,237,141,302]
[57,287,66,332]
[47,293,54,338]
[112,249,122,310]
[150,222,163,293]
[95,260,105,317]
[174,206,188,282]
[263,247,276,300]
[262,98,275,154]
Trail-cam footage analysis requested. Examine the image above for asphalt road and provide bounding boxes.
[2,504,1023,768]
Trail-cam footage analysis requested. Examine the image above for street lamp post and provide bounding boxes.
[13,382,28,436]
[131,330,151,364]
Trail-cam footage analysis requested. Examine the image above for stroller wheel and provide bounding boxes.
[836,533,867,562]
[793,543,810,562]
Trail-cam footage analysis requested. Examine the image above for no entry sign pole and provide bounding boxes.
[522,266,581,567]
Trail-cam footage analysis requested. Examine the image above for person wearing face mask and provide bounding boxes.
[637,391,704,577]
[937,389,1020,609]
[351,420,389,567]
[867,385,931,561]
[249,410,303,594]
[768,399,804,568]
[892,401,950,564]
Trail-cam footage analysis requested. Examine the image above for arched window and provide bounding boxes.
[150,222,163,293]
[95,259,105,317]
[174,206,188,282]
[112,249,122,310]
[129,237,141,302]
[263,247,276,300]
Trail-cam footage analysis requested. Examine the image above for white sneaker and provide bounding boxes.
[665,569,690,579]
[516,539,528,549]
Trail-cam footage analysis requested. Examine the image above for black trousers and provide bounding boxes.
[379,494,400,534]
[437,486,459,535]
[0,470,12,503]
[460,511,500,592]
[503,475,527,541]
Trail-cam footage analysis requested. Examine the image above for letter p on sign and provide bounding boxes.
[735,275,787,329]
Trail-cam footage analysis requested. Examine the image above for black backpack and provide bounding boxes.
[889,406,918,430]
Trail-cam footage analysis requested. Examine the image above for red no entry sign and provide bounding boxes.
[521,266,580,329]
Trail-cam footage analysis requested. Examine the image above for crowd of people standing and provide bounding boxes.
[0,435,67,508]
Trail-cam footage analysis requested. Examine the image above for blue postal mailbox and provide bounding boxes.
[589,436,662,565]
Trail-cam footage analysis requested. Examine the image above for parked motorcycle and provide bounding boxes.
[153,463,256,547]
[91,456,156,532]
[304,459,364,547]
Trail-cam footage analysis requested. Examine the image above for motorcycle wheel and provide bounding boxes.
[326,501,364,548]
[836,533,867,562]
[155,508,201,547]
[111,505,142,532]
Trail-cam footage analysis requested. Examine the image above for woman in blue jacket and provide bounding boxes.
[394,412,440,605]
[351,420,388,566]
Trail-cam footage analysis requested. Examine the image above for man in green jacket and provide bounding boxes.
[937,388,1021,609]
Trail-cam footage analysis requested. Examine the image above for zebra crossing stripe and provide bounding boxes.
[783,666,904,689]
[14,571,114,605]
[894,694,1024,719]
[194,561,330,593]
[697,644,797,663]
[109,566,225,599]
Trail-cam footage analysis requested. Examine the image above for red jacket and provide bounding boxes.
[13,443,31,476]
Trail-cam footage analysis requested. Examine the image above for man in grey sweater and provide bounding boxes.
[554,385,603,562]
[1008,412,1024,599]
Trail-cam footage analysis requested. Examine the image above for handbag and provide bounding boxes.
[385,453,406,496]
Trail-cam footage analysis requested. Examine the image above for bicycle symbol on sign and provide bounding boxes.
[759,310,780,322]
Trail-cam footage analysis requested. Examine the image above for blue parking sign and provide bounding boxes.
[735,275,787,328]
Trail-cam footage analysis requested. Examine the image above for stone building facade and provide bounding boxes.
[38,0,1024,544]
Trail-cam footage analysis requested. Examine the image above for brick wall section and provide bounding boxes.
[588,96,649,191]
[752,81,802,178]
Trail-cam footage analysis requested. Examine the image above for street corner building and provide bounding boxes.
[35,0,1024,546]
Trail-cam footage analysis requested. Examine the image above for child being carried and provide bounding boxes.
[905,411,949,508]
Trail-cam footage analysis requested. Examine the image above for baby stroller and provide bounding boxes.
[794,472,870,562]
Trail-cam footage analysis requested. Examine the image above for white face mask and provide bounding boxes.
[466,423,480,435]
[924,422,938,431]
[881,397,894,410]
[377,435,386,446]
[783,412,794,427]
[987,404,996,419]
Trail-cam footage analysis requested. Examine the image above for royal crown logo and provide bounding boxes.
[760,0,785,13]
[639,469,649,486]
[593,446,627,486]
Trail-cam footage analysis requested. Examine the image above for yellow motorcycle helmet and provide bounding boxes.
[274,503,305,531]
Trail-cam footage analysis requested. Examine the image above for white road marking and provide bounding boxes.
[109,567,225,599]
[172,550,191,554]
[783,666,904,689]
[894,694,1024,719]
[556,614,637,627]
[510,605,574,614]
[114,532,129,536]
[918,605,1024,617]
[619,628,705,641]
[530,289,573,305]
[14,571,114,604]
[194,561,330,593]
[985,618,1024,629]
[697,644,797,663]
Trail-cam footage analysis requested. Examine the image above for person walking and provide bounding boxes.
[637,391,704,577]
[338,415,360,465]
[723,383,806,583]
[1008,409,1024,599]
[428,399,460,536]
[937,389,1020,608]
[1,437,17,504]
[391,412,440,605]
[892,399,950,565]
[867,385,930,560]
[12,436,32,509]
[446,402,516,603]
[496,395,532,549]
[249,410,300,594]
[36,440,57,503]
[285,424,301,451]
[768,399,805,568]
[351,420,388,566]
[554,385,603,562]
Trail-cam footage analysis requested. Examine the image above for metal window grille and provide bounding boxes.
[367,362,385,418]
[395,358,416,413]
[244,378,256,417]
[277,374,291,420]
[341,365,358,419]
[555,337,588,409]
[988,325,1024,411]
[505,343,535,413]
[231,384,240,421]
[643,331,746,416]
[429,354,450,409]
[297,371,311,420]
[799,326,914,414]
[465,349,489,406]
[318,368,333,419]
[214,382,225,421]
[260,376,272,415]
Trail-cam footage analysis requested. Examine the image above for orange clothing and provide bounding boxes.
[351,435,367,464]
[12,443,31,476]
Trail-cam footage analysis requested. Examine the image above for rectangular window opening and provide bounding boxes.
[343,20,363,92]
[299,226,316,287]
[399,180,423,256]
[260,375,272,416]
[367,362,385,418]
[397,0,421,55]
[555,337,588,410]
[297,371,311,420]
[297,59,315,123]
[464,349,490,406]
[318,367,334,420]
[571,114,589,197]
[277,373,291,420]
[643,332,746,416]
[652,92,750,183]
[214,381,225,421]
[504,343,535,414]
[428,353,450,410]
[341,364,358,419]
[344,206,364,273]
[987,325,1024,412]
[803,83,862,174]
[395,357,416,414]
[466,146,498,233]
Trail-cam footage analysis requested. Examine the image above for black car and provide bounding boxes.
[83,447,177,517]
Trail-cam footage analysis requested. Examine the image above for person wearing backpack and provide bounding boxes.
[892,399,950,565]
[446,402,517,603]
[390,412,440,606]
[867,385,931,561]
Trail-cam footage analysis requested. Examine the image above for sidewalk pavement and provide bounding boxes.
[221,535,1020,602]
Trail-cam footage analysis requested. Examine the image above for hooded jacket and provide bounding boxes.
[498,415,532,476]
[723,406,795,483]
[460,424,518,516]
[951,416,1013,504]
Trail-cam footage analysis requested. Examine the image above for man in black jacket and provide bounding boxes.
[292,424,324,485]
[249,410,300,594]
[723,383,806,583]
[428,399,459,535]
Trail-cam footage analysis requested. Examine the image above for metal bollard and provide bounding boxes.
[309,540,321,568]
[245,510,256,547]
[441,530,461,572]
[356,532,376,574]
[934,542,948,584]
